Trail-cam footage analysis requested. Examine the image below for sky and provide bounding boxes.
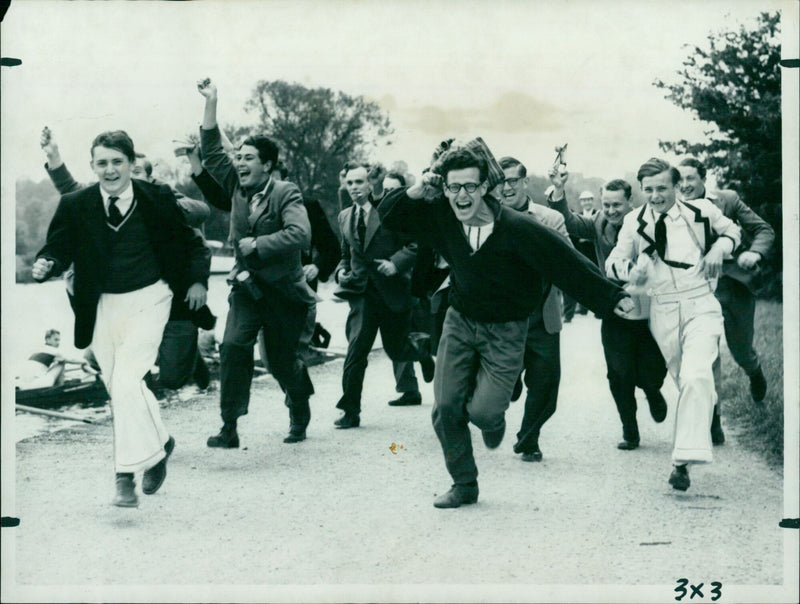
[0,0,787,187]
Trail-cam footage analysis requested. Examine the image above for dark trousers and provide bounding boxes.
[157,319,198,389]
[712,277,760,401]
[601,316,667,435]
[514,319,560,453]
[220,286,313,425]
[336,288,419,415]
[432,307,527,485]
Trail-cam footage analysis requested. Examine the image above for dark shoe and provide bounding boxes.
[481,421,506,449]
[388,392,422,406]
[433,483,479,509]
[334,413,360,429]
[207,424,239,448]
[521,445,543,462]
[511,376,523,402]
[112,473,138,508]
[408,333,435,383]
[711,405,725,445]
[283,426,306,443]
[618,424,640,450]
[749,368,767,403]
[645,389,668,423]
[668,464,691,491]
[142,436,174,495]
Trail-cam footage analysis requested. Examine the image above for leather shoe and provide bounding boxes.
[481,421,505,449]
[617,439,640,450]
[334,413,360,429]
[521,445,543,462]
[142,436,174,495]
[433,484,479,509]
[113,473,138,508]
[711,405,725,445]
[645,389,668,423]
[283,426,306,443]
[511,376,523,402]
[207,424,239,448]
[668,464,690,491]
[749,368,767,403]
[388,392,422,406]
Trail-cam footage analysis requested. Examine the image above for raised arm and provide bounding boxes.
[197,78,239,198]
[41,127,83,194]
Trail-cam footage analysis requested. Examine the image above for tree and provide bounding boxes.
[654,11,782,295]
[244,80,394,225]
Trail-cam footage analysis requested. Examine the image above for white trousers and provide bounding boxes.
[92,279,172,473]
[649,288,723,465]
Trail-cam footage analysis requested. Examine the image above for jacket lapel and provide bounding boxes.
[363,205,381,250]
[83,184,111,256]
[635,204,657,255]
[248,179,275,229]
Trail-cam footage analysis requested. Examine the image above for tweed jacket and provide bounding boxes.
[526,201,570,334]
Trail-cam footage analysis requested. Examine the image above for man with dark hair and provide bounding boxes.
[33,129,209,508]
[677,158,774,432]
[382,171,406,191]
[198,78,315,447]
[333,161,434,427]
[497,156,571,463]
[607,158,741,491]
[547,172,668,450]
[381,144,634,508]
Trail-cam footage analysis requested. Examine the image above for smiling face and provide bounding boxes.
[641,170,677,214]
[235,144,271,189]
[600,188,632,225]
[678,165,706,200]
[579,196,595,212]
[91,146,133,195]
[444,167,489,224]
[500,165,528,211]
[345,166,372,205]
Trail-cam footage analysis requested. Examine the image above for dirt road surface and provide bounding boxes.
[4,309,793,603]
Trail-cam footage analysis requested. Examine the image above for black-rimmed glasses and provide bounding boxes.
[445,182,483,194]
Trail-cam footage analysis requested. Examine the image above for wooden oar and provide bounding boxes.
[15,404,96,424]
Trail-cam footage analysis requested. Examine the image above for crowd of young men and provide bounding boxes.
[31,78,774,508]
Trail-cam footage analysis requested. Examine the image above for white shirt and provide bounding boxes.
[355,200,373,223]
[100,182,134,218]
[462,221,494,252]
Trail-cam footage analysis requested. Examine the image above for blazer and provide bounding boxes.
[200,125,311,287]
[527,202,570,334]
[36,180,210,349]
[335,198,417,314]
[606,198,741,283]
[705,189,775,291]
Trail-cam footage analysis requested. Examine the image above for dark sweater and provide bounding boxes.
[379,188,625,323]
[103,204,161,293]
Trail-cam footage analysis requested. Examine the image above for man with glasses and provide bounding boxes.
[547,170,669,451]
[380,145,634,508]
[497,156,571,463]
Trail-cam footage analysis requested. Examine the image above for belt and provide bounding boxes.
[651,282,713,304]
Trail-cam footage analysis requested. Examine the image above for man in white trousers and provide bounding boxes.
[33,130,209,508]
[606,157,740,491]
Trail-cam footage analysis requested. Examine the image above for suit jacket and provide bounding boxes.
[527,202,570,334]
[336,199,417,314]
[200,125,311,290]
[606,199,741,285]
[36,180,210,349]
[303,197,340,284]
[705,189,775,291]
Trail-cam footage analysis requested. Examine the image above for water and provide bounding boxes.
[5,276,353,442]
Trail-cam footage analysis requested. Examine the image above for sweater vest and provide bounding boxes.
[102,202,162,293]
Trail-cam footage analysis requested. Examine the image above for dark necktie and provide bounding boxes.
[654,212,667,260]
[357,207,366,248]
[108,195,123,227]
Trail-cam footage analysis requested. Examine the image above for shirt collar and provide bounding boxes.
[356,199,373,217]
[99,181,133,206]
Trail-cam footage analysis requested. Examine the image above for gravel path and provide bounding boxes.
[5,313,788,602]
